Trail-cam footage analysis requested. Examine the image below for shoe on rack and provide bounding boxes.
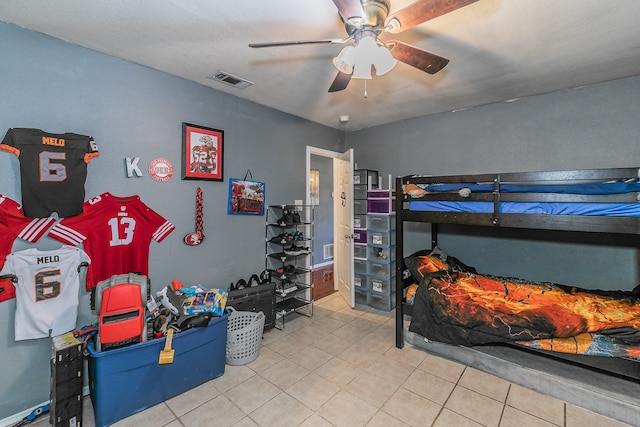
[292,211,301,224]
[269,233,292,244]
[284,245,303,256]
[279,280,298,295]
[276,264,296,274]
[277,210,294,226]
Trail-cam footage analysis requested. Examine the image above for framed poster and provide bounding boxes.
[310,169,319,205]
[182,122,224,181]
[228,178,266,215]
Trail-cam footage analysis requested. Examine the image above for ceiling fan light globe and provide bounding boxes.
[373,47,397,76]
[353,62,372,79]
[356,35,379,56]
[332,45,356,74]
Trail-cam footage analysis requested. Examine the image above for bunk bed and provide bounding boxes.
[393,167,640,424]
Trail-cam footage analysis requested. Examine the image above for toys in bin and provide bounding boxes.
[148,280,228,336]
[180,285,228,317]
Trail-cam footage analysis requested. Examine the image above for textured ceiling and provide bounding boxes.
[1,0,640,131]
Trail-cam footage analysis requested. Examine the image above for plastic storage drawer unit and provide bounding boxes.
[87,310,230,427]
[368,261,395,278]
[354,273,367,289]
[354,199,368,215]
[353,229,367,244]
[367,246,396,263]
[368,275,396,295]
[368,230,396,247]
[367,198,395,213]
[354,243,367,260]
[354,184,368,199]
[353,214,367,229]
[355,287,368,305]
[368,291,396,312]
[367,213,396,232]
[367,190,395,198]
[354,258,368,275]
[354,169,379,186]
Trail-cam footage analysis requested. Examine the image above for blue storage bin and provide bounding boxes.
[87,310,229,427]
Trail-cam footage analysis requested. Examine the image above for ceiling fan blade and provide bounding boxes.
[331,0,367,26]
[385,0,479,34]
[249,39,344,48]
[388,40,449,75]
[328,71,352,92]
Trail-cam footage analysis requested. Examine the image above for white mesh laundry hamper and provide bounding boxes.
[225,307,265,365]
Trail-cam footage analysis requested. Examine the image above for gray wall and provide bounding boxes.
[347,77,640,289]
[0,21,344,420]
[310,156,334,265]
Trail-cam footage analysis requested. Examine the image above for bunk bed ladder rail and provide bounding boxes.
[395,176,404,348]
[492,175,500,225]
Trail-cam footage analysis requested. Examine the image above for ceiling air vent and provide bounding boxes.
[208,70,254,89]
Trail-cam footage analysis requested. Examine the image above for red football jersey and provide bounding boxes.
[47,193,175,290]
[0,194,55,302]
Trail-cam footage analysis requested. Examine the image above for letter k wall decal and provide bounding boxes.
[125,157,143,178]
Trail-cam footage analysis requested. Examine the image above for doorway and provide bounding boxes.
[306,146,354,307]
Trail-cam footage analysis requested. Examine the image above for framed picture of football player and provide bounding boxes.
[181,123,224,181]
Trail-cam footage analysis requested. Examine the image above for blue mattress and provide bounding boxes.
[421,181,640,195]
[409,201,640,216]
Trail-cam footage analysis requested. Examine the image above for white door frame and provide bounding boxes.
[306,146,354,300]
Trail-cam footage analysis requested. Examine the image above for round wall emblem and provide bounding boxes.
[149,158,174,182]
[184,231,205,246]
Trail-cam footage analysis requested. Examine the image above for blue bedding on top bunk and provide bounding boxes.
[408,201,640,216]
[421,181,640,195]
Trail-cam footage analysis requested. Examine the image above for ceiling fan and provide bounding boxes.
[249,0,479,92]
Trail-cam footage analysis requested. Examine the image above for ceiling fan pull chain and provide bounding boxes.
[364,79,368,98]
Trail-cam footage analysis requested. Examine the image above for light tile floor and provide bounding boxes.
[33,292,634,427]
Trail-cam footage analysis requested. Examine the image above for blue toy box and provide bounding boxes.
[86,310,229,426]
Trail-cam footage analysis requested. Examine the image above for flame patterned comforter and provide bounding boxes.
[406,250,640,358]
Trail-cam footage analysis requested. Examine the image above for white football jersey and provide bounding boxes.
[0,246,90,340]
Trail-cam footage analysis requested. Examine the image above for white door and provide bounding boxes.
[334,149,354,307]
